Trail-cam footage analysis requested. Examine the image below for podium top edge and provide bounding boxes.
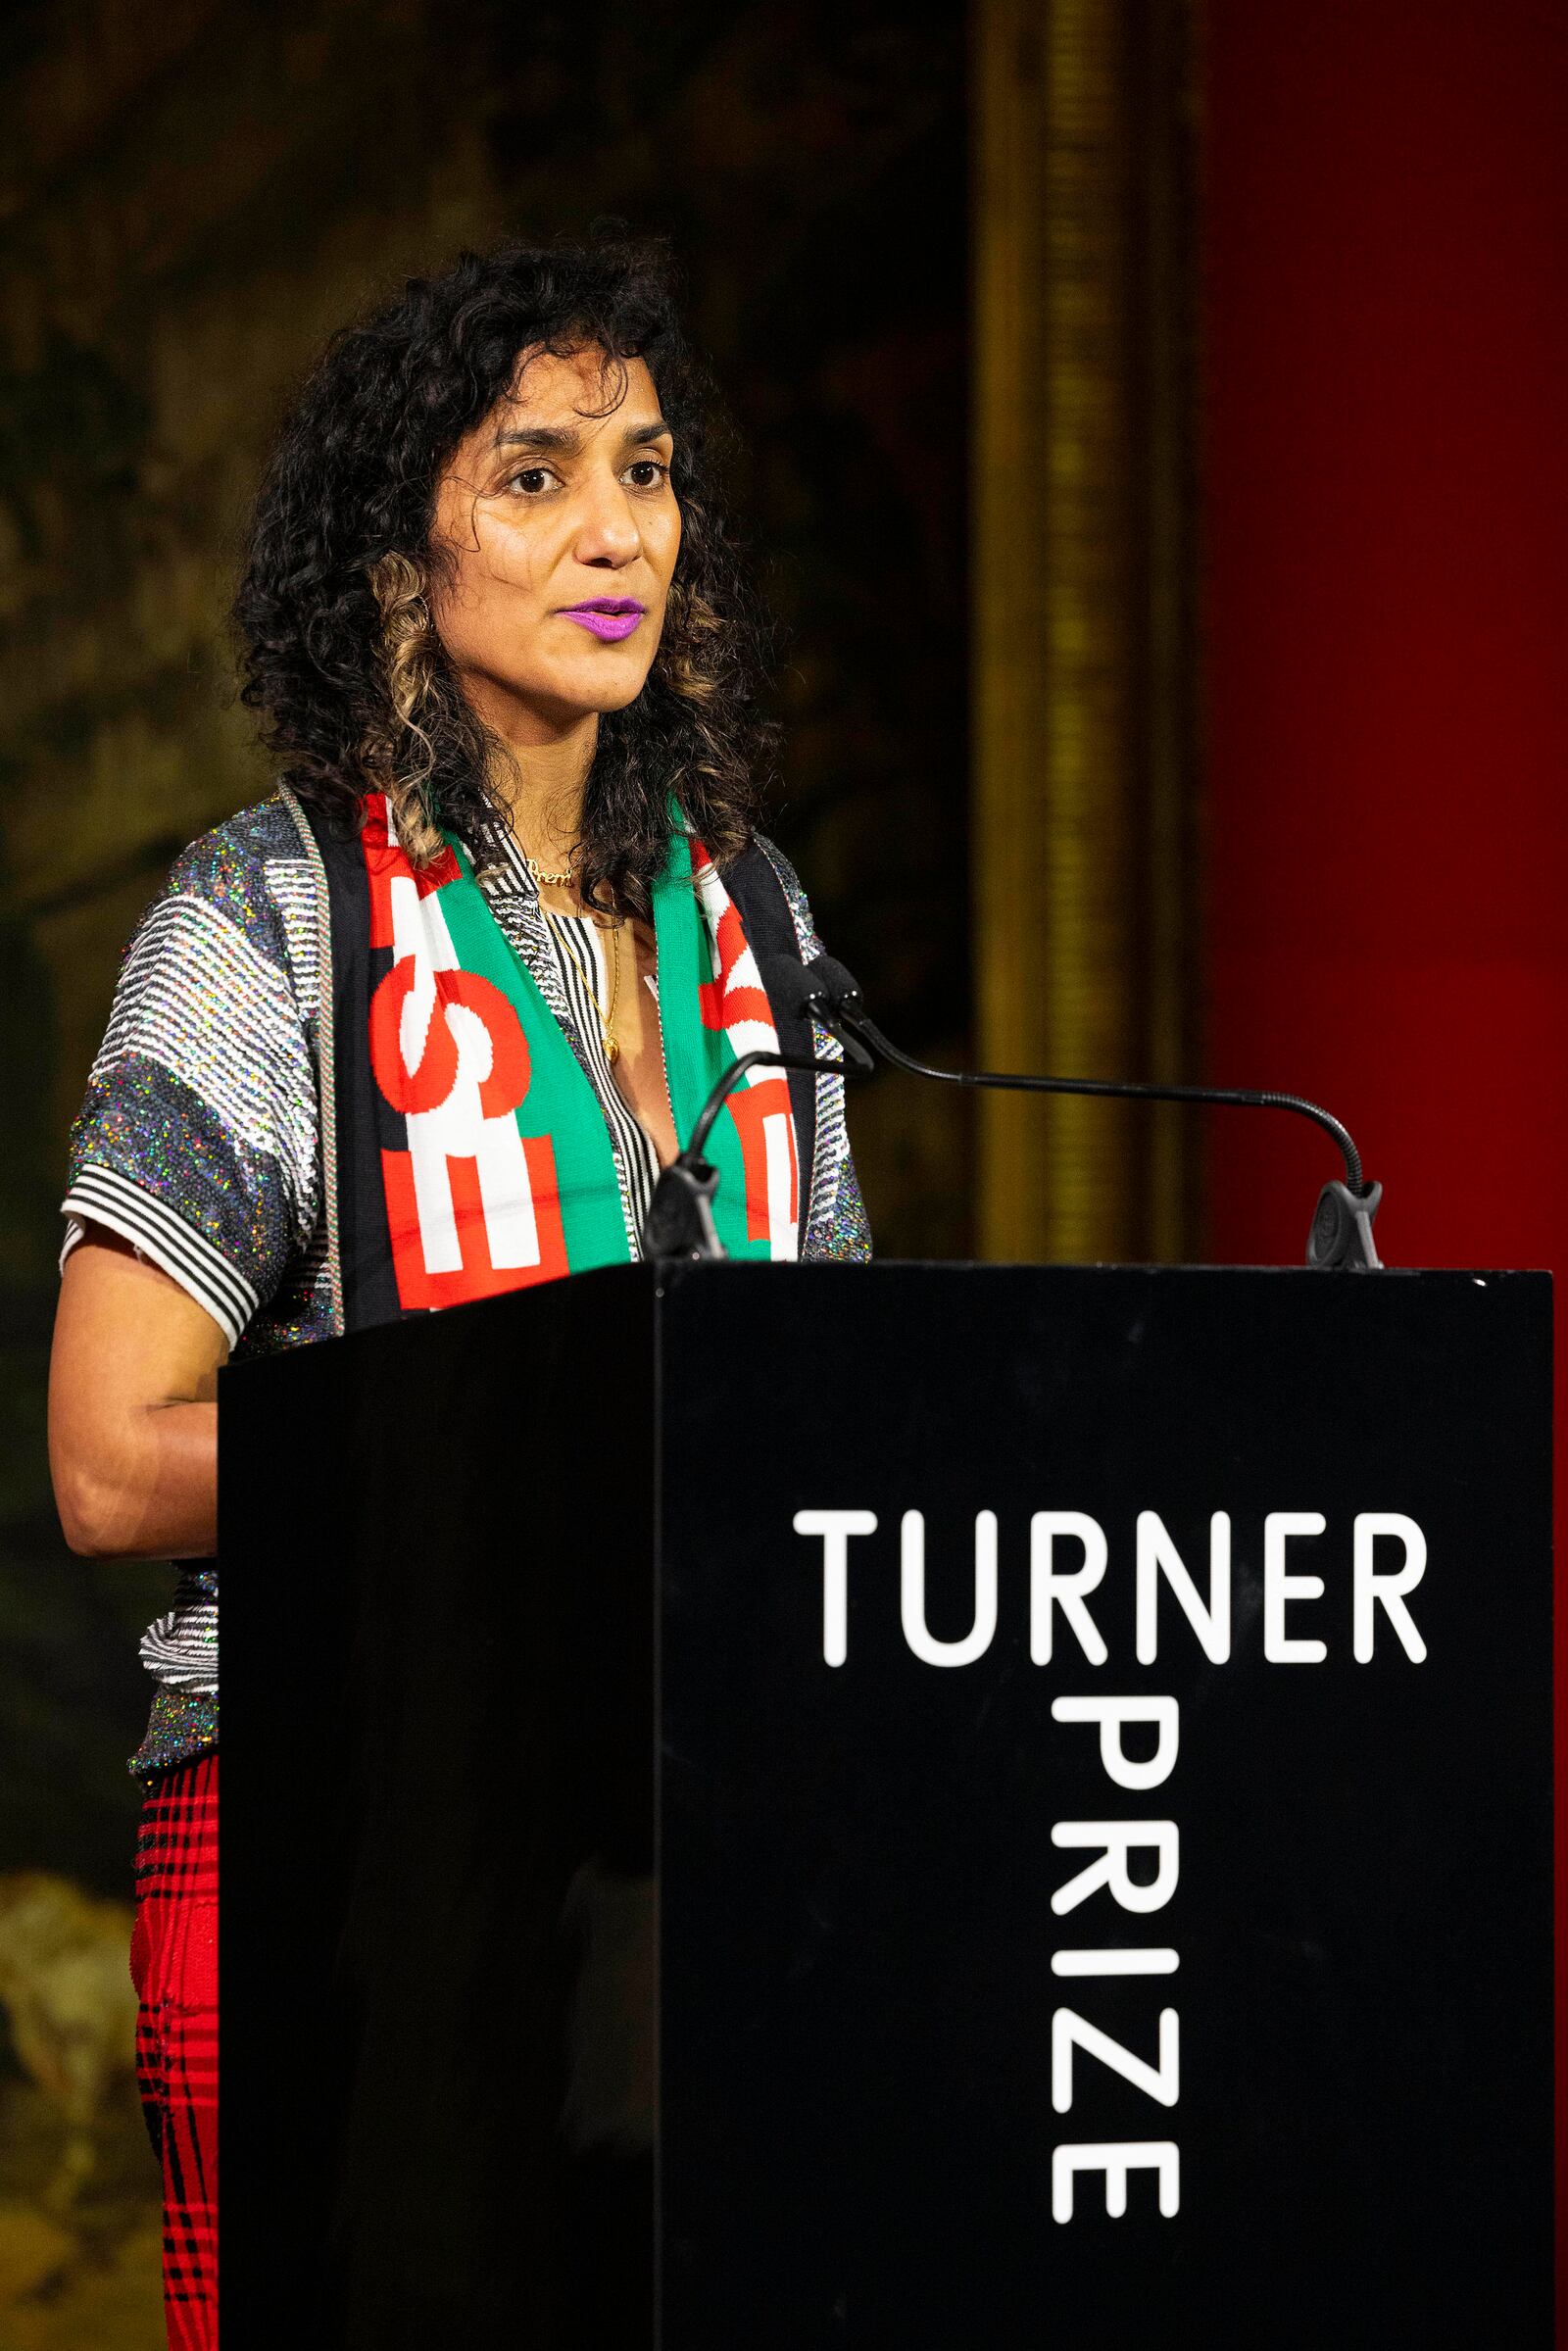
[651,1260,1553,1287]
[218,1259,1550,1396]
[831,1260,1551,1281]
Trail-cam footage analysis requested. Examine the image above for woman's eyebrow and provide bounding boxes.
[492,416,675,453]
[492,425,576,455]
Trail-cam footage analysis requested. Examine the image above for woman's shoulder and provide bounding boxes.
[143,791,321,1004]
[161,791,311,923]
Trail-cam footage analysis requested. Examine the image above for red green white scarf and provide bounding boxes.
[360,794,800,1307]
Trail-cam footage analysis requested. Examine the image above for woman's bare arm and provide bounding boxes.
[49,1228,226,1559]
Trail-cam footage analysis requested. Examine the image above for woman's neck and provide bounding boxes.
[477,698,599,877]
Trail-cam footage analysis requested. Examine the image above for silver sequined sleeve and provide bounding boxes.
[61,800,323,1350]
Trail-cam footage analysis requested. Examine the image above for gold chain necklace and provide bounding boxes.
[543,904,623,1064]
[524,853,574,890]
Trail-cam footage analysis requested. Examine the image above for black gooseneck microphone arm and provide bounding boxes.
[862,1013,1363,1183]
[792,955,1383,1271]
[640,1042,871,1262]
[641,947,1381,1269]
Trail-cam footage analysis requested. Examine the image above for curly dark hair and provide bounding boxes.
[232,227,777,916]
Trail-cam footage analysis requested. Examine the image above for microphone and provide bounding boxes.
[757,958,878,1077]
[783,954,1383,1271]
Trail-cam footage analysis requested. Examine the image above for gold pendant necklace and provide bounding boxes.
[524,853,575,890]
[545,906,623,1064]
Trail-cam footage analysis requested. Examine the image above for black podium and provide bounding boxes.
[222,1262,1553,2348]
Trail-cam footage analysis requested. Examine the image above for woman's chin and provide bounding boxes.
[550,655,660,716]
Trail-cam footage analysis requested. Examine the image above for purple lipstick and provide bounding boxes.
[560,597,646,642]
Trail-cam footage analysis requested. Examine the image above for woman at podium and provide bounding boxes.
[46,230,870,2347]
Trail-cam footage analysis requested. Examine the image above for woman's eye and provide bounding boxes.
[625,459,670,489]
[508,466,555,495]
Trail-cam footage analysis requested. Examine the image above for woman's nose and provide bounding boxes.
[571,470,643,564]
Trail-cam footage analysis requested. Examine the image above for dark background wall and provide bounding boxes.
[0,2,968,2330]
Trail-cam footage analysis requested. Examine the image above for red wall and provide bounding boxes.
[1203,0,1568,2302]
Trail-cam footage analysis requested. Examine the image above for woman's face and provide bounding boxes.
[428,345,681,742]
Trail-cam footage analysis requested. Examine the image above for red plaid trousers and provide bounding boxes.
[131,1748,219,2349]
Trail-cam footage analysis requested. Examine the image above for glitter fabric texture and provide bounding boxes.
[62,794,872,1780]
[63,800,333,1356]
[131,1689,219,1789]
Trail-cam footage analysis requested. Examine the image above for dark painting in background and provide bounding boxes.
[0,3,967,2334]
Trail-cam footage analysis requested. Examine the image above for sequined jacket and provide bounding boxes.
[61,792,872,1780]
